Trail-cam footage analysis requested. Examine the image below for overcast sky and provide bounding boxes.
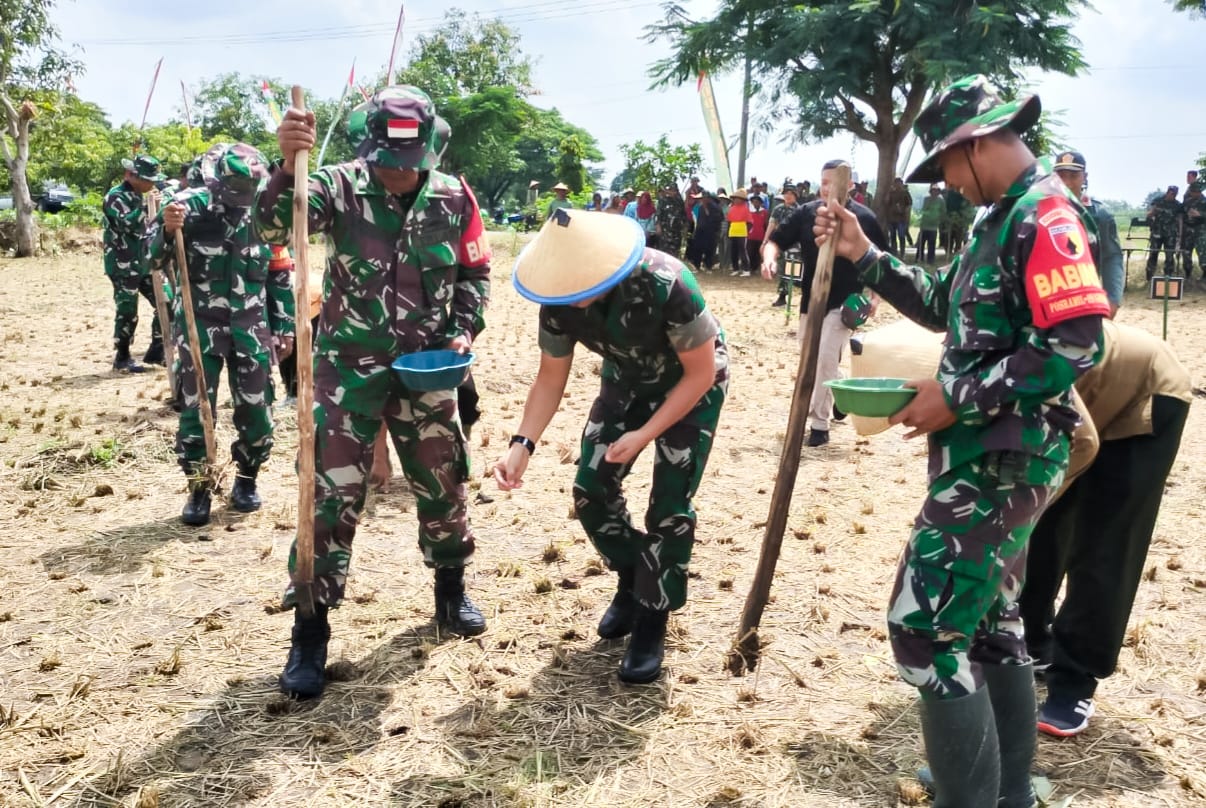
[54,0,1205,205]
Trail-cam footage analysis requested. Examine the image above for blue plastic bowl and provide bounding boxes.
[391,350,476,392]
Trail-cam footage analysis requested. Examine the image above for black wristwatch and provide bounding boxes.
[510,435,536,455]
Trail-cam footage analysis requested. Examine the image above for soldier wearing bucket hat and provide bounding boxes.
[103,153,168,372]
[494,209,729,685]
[1052,150,1124,314]
[260,85,492,700]
[814,74,1109,808]
[150,142,294,526]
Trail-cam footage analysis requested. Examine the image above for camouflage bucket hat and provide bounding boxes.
[188,142,228,189]
[347,85,444,170]
[905,74,1041,184]
[121,154,166,182]
[212,143,269,190]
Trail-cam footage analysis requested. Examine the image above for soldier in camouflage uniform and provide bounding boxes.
[766,184,799,307]
[262,86,492,700]
[1146,185,1182,279]
[495,209,728,685]
[655,183,687,258]
[816,76,1107,808]
[103,154,167,372]
[150,143,295,527]
[1053,150,1125,314]
[1180,181,1206,280]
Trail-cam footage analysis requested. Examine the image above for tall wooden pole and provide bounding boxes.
[290,85,318,619]
[727,165,850,675]
[173,230,217,467]
[146,194,176,396]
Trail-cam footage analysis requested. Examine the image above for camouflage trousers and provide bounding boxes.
[1146,232,1180,277]
[283,367,473,609]
[1182,227,1205,276]
[573,378,726,612]
[174,341,275,474]
[886,451,1064,700]
[108,271,162,348]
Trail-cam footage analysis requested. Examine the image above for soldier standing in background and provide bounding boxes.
[1146,185,1182,279]
[150,144,295,527]
[655,183,686,258]
[765,183,799,307]
[1052,150,1125,315]
[814,75,1107,808]
[103,154,167,372]
[262,86,492,700]
[495,209,728,685]
[1180,181,1205,280]
[885,177,913,256]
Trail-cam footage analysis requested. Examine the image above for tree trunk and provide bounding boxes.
[10,156,37,258]
[873,133,901,227]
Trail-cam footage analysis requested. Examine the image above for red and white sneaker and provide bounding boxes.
[1037,696,1094,738]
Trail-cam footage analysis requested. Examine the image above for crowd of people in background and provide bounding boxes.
[1145,168,1206,281]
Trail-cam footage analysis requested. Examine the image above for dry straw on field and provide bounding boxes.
[0,235,1204,806]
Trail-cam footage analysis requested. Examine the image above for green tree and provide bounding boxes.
[1167,1,1205,17]
[647,0,1087,221]
[556,134,589,193]
[187,72,286,155]
[1,0,82,256]
[440,87,527,208]
[619,136,704,194]
[393,8,537,105]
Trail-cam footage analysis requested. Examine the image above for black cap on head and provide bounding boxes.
[1053,150,1086,173]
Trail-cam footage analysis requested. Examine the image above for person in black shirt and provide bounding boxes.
[760,159,889,446]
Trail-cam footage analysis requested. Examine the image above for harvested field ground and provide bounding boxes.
[1,233,1204,807]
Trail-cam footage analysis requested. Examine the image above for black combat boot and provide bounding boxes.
[618,606,669,684]
[279,604,331,700]
[142,339,165,365]
[113,339,146,373]
[984,664,1039,808]
[918,688,1001,808]
[597,567,636,639]
[181,481,212,526]
[434,567,486,636]
[230,466,262,513]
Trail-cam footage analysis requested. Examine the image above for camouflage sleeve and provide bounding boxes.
[254,165,339,244]
[146,208,170,276]
[537,307,575,357]
[103,190,145,264]
[450,177,491,342]
[858,251,952,332]
[1094,207,1124,306]
[664,268,719,351]
[266,269,296,338]
[943,317,1104,425]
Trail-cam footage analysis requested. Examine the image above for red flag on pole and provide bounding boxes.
[135,57,164,154]
[385,3,406,84]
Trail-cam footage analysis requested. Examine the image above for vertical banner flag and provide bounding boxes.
[386,3,406,84]
[261,80,283,128]
[697,71,733,191]
[317,59,357,167]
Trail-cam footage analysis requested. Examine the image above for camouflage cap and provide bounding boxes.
[905,75,1041,184]
[206,143,269,208]
[187,142,228,189]
[346,85,445,170]
[1053,150,1086,173]
[121,154,166,182]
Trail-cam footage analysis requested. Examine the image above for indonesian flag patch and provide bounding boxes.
[387,118,420,140]
[1024,196,1111,328]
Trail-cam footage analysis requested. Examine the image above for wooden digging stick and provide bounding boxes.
[727,164,850,675]
[146,194,177,396]
[289,85,318,619]
[173,229,217,468]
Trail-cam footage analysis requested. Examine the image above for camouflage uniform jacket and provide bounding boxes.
[656,195,686,238]
[1183,193,1206,235]
[768,201,797,230]
[1148,197,1183,240]
[1084,197,1124,306]
[856,162,1106,480]
[538,250,728,398]
[255,161,490,415]
[148,187,295,357]
[102,181,148,278]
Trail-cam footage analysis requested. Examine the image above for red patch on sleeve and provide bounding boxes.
[1024,196,1111,328]
[457,176,491,268]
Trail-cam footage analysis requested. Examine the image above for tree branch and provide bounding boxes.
[836,95,878,143]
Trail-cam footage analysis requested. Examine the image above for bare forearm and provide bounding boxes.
[516,358,572,442]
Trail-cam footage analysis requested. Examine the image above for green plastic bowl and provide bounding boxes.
[824,377,917,418]
[391,350,475,392]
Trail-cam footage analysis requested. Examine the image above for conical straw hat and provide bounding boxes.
[513,209,646,305]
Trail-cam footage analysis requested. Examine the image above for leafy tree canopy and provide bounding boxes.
[619,136,704,194]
